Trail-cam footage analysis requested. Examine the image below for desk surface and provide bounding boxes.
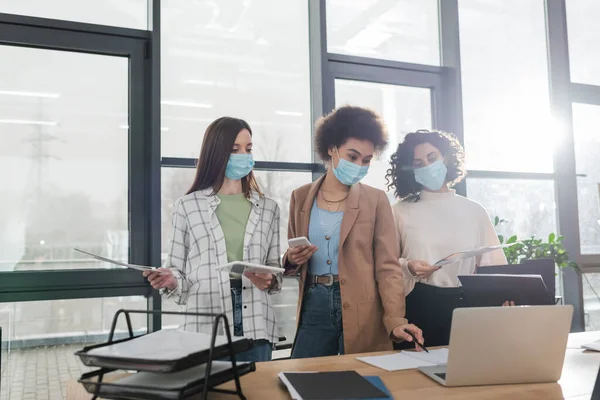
[67,331,600,400]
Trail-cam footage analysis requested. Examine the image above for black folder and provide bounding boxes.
[458,274,553,307]
[279,370,389,400]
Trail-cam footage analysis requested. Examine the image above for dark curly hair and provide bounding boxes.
[386,129,466,202]
[314,105,388,162]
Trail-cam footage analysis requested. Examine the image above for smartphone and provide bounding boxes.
[288,237,312,248]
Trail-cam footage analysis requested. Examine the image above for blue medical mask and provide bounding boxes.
[225,154,255,180]
[414,159,448,191]
[332,149,369,186]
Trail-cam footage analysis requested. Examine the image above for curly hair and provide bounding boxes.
[314,105,388,162]
[386,129,466,202]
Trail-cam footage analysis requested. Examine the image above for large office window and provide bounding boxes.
[459,0,554,173]
[0,46,129,271]
[0,0,148,29]
[458,0,558,243]
[466,178,558,240]
[326,0,440,65]
[160,0,312,162]
[572,103,600,255]
[565,0,600,86]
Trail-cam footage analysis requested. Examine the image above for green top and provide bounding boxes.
[216,193,252,269]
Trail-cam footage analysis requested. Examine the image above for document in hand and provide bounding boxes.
[356,348,449,372]
[214,261,284,275]
[278,371,390,400]
[74,248,160,272]
[434,244,515,267]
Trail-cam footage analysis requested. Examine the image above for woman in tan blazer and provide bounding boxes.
[284,106,423,358]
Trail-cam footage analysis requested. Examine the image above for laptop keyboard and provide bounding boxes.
[434,373,447,380]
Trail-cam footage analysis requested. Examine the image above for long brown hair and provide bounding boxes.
[186,117,262,198]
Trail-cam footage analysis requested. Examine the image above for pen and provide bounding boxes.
[404,329,429,353]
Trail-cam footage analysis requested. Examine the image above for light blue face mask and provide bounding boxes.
[332,149,369,186]
[225,154,255,180]
[414,159,448,191]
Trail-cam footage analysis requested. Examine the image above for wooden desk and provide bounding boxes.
[67,331,600,400]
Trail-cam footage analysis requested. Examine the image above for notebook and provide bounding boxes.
[278,371,390,400]
[356,348,449,372]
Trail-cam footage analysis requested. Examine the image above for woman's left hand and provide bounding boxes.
[243,271,273,291]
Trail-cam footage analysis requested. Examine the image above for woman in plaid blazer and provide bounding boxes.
[144,117,283,362]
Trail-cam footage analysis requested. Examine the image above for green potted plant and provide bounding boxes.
[493,217,580,272]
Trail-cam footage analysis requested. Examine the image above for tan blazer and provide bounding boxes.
[284,176,408,354]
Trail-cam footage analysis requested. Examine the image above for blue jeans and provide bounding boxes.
[291,282,345,359]
[222,286,272,362]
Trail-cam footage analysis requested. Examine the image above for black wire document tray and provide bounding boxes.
[79,361,256,400]
[76,330,253,373]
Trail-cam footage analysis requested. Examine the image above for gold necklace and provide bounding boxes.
[320,190,348,212]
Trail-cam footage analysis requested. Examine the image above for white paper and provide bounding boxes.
[74,248,160,273]
[215,261,285,275]
[434,244,515,267]
[582,340,600,352]
[87,330,246,361]
[356,348,449,372]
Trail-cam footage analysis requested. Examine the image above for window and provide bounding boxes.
[584,272,600,331]
[334,79,432,196]
[466,178,558,240]
[0,0,148,29]
[0,46,129,271]
[0,296,146,399]
[326,0,440,65]
[459,0,554,172]
[566,0,600,86]
[572,103,600,254]
[160,0,312,162]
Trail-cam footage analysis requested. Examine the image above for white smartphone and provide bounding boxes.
[288,237,312,248]
[215,261,284,275]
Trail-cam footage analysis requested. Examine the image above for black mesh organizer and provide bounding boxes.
[74,309,255,400]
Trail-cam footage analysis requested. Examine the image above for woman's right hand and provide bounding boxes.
[407,260,440,279]
[143,268,177,291]
[287,245,318,266]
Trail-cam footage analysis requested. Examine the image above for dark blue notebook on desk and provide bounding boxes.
[280,371,391,399]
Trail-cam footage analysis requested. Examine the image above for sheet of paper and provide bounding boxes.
[434,244,514,267]
[400,348,449,365]
[357,352,432,372]
[357,348,449,372]
[74,248,159,272]
[582,340,600,352]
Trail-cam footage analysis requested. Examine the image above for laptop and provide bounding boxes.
[419,305,573,387]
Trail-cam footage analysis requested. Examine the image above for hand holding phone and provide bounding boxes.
[287,237,317,266]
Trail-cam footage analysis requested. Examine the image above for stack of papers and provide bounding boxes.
[357,348,449,372]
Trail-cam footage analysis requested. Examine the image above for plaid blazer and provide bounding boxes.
[162,188,282,344]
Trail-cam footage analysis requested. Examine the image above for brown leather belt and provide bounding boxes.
[308,274,339,286]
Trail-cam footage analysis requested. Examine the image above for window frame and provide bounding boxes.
[0,13,156,323]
